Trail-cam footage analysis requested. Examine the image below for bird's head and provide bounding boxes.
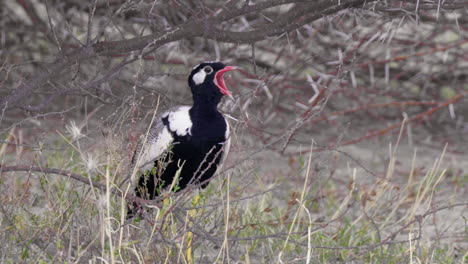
[188,62,237,101]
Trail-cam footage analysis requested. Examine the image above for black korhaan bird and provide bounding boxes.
[127,62,237,217]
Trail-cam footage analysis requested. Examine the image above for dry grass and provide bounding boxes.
[1,1,467,263]
[0,116,466,264]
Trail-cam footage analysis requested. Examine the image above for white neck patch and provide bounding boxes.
[192,69,206,85]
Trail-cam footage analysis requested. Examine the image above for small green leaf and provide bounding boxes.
[440,86,456,99]
[21,248,29,260]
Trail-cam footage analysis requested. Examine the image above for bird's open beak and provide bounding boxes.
[215,66,237,97]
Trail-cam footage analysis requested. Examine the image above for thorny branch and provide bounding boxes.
[1,0,467,262]
[1,0,375,110]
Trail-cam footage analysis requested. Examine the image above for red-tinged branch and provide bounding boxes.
[359,40,468,68]
[339,93,465,146]
[0,165,164,206]
[311,100,440,124]
[0,165,106,188]
[289,92,466,154]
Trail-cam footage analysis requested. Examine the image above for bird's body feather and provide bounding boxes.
[129,106,230,199]
[127,62,235,218]
[129,106,183,175]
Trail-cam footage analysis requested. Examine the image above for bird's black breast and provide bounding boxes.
[138,111,227,199]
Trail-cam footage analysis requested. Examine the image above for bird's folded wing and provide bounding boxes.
[128,106,190,183]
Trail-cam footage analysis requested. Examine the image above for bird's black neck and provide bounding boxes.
[191,98,220,118]
[191,86,223,117]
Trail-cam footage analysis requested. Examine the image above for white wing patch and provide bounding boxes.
[192,70,206,85]
[138,126,173,171]
[167,106,192,136]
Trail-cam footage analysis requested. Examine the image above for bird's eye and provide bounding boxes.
[204,66,213,74]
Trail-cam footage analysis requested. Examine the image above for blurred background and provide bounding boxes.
[1,0,467,263]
